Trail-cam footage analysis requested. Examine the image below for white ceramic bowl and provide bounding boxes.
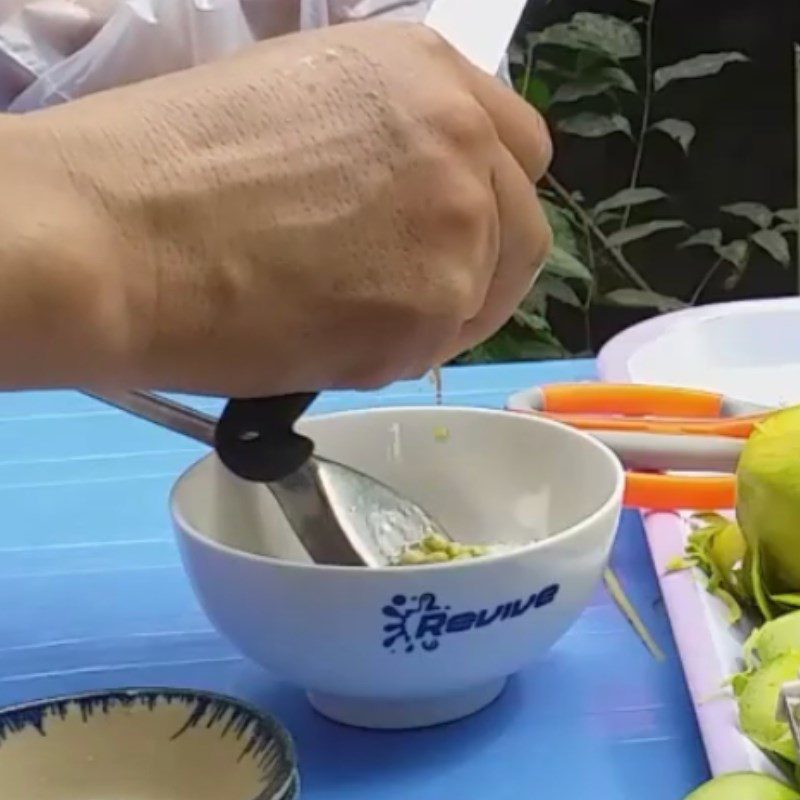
[0,689,298,800]
[172,407,625,730]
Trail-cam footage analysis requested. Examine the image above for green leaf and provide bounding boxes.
[542,244,592,282]
[551,77,615,104]
[604,288,685,312]
[541,198,582,258]
[525,284,548,316]
[537,274,583,307]
[534,59,572,77]
[557,112,632,138]
[751,229,791,265]
[650,119,696,154]
[599,66,638,93]
[606,219,686,248]
[595,210,625,227]
[536,13,642,61]
[721,202,773,228]
[593,187,666,216]
[679,228,723,249]
[462,327,566,363]
[575,49,613,73]
[654,52,749,91]
[513,309,550,331]
[776,208,799,226]
[717,239,749,269]
[519,76,552,110]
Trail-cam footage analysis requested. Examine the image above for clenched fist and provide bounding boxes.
[0,20,552,395]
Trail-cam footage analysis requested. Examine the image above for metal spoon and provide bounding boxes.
[83,0,530,565]
[85,390,449,567]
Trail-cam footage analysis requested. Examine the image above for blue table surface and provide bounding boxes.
[0,359,709,799]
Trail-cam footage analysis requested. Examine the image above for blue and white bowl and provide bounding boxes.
[0,688,298,800]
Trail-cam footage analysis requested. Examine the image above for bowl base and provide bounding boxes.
[307,677,507,730]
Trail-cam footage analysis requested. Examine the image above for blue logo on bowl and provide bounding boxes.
[381,584,560,653]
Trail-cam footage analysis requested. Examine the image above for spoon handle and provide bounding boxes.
[82,390,319,487]
[215,394,319,483]
[83,389,217,446]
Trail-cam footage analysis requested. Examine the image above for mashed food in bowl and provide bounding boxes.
[392,533,510,565]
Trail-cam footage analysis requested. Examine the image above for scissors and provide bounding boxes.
[506,383,771,510]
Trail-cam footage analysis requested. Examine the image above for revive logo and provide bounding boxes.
[381,584,560,654]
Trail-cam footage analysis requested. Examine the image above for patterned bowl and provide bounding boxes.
[0,688,298,800]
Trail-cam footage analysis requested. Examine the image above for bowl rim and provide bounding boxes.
[170,405,625,575]
[0,687,298,800]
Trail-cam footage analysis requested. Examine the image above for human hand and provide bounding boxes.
[31,19,552,396]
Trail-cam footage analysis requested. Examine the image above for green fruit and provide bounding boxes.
[746,611,800,666]
[684,772,800,799]
[737,651,800,763]
[737,407,800,596]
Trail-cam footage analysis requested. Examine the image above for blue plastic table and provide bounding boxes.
[0,359,709,798]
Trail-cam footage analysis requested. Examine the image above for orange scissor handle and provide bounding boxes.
[541,411,761,438]
[511,382,753,509]
[624,472,736,510]
[540,383,724,417]
[537,383,763,438]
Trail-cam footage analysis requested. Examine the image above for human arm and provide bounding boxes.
[0,21,552,396]
[0,114,138,389]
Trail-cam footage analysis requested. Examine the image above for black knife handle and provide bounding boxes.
[214,393,318,483]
